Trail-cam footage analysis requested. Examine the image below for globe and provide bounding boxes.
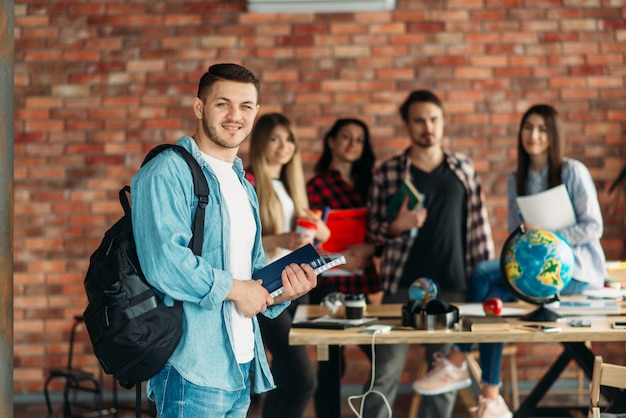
[409,277,439,305]
[500,226,575,321]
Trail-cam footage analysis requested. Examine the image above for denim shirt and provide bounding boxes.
[131,136,288,395]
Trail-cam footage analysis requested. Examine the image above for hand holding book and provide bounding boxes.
[253,244,346,298]
[386,179,427,238]
[386,178,426,220]
[271,260,319,304]
[388,203,427,240]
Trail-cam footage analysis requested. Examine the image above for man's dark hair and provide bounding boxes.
[399,90,443,122]
[197,63,260,101]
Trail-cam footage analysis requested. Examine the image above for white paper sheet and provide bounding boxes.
[515,184,576,230]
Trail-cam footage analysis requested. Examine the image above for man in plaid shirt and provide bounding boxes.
[363,90,494,418]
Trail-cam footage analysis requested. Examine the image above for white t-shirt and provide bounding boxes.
[267,179,295,263]
[202,152,256,363]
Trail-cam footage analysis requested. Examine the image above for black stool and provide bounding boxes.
[43,315,117,418]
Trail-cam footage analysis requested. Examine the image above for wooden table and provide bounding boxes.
[289,302,626,418]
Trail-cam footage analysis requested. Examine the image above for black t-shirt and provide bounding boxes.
[398,161,467,291]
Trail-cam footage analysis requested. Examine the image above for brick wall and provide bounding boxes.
[13,0,626,395]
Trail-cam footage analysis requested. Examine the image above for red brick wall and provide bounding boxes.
[13,0,626,394]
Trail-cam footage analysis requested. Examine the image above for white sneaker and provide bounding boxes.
[476,395,513,418]
[412,352,471,395]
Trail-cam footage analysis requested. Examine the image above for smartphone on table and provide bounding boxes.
[519,324,562,333]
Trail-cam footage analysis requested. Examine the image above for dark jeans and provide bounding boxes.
[258,295,317,418]
[308,283,372,418]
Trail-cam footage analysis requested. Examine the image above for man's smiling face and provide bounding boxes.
[198,79,260,150]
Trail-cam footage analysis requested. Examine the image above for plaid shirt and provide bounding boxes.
[306,170,381,295]
[367,148,494,295]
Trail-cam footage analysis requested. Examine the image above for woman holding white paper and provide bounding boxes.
[466,103,607,300]
[413,104,607,418]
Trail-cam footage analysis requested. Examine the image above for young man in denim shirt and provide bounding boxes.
[131,63,317,417]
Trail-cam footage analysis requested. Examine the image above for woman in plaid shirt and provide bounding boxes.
[306,118,383,418]
[307,118,383,304]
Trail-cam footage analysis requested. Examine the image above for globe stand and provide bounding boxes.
[519,303,563,322]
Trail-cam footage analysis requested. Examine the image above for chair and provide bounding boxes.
[588,355,626,418]
[43,315,116,418]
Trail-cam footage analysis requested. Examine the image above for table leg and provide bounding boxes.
[513,346,574,418]
[562,341,595,377]
[514,341,626,418]
[323,344,342,418]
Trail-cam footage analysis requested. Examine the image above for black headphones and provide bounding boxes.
[402,299,459,330]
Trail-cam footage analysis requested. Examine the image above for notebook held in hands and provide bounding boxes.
[254,243,346,297]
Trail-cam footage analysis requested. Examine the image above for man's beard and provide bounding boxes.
[414,135,437,148]
[202,117,247,149]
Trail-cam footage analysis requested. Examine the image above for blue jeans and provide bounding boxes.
[457,259,589,386]
[151,362,252,418]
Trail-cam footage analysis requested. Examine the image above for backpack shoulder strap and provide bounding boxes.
[140,144,209,256]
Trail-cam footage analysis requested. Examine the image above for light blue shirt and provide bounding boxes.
[131,136,287,395]
[507,157,607,289]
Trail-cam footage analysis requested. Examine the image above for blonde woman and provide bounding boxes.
[245,112,329,418]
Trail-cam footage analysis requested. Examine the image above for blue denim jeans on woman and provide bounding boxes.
[457,259,588,386]
[151,362,252,418]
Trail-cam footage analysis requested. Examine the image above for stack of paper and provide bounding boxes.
[515,184,576,230]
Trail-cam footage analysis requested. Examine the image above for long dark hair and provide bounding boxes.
[314,118,375,197]
[516,104,564,196]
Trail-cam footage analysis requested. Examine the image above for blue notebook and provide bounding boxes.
[253,244,346,297]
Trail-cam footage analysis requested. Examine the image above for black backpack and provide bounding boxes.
[83,144,208,396]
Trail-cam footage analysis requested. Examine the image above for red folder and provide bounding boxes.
[318,208,368,253]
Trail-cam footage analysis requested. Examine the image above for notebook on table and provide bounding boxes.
[291,315,378,330]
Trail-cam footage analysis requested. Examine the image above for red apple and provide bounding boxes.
[483,297,503,316]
